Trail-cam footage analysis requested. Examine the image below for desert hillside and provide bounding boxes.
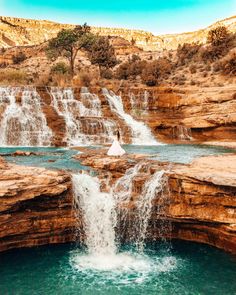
[0,15,235,50]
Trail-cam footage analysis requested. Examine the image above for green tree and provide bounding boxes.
[46,24,95,75]
[89,36,117,69]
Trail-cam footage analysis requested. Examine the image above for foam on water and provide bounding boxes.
[71,168,171,275]
[103,88,161,145]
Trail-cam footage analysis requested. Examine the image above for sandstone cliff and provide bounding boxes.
[0,151,235,253]
[75,150,236,254]
[0,158,77,252]
[0,15,235,50]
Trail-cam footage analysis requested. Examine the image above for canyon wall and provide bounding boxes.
[1,151,235,253]
[0,85,236,146]
[0,15,235,50]
[0,157,77,252]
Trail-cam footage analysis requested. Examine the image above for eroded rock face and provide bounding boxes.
[1,85,235,146]
[0,15,235,50]
[119,85,236,143]
[74,150,236,254]
[0,151,235,254]
[167,155,236,253]
[0,160,77,252]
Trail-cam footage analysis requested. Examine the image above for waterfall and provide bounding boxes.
[72,173,117,256]
[49,87,116,145]
[71,167,169,270]
[174,125,192,141]
[113,163,168,250]
[103,88,160,145]
[0,87,52,146]
[135,170,166,251]
[129,91,149,115]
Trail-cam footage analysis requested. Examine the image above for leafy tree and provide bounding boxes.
[89,36,117,69]
[46,24,96,75]
[207,26,230,46]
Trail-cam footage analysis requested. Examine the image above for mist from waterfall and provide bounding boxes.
[0,87,52,146]
[49,87,116,145]
[72,165,168,270]
[103,88,160,145]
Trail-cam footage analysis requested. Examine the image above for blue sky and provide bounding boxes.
[0,0,235,34]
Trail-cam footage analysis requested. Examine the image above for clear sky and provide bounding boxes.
[0,0,235,35]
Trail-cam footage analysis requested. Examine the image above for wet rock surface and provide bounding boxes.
[0,159,77,252]
[0,150,235,254]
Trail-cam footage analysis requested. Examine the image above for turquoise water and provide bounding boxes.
[0,144,235,171]
[123,144,235,164]
[0,241,235,295]
[0,147,90,172]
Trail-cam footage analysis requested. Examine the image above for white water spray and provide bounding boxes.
[0,87,52,146]
[49,87,116,145]
[72,170,170,272]
[103,88,160,145]
[136,170,166,251]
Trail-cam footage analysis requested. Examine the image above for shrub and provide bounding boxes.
[176,43,201,65]
[0,68,28,84]
[141,58,172,86]
[100,67,113,79]
[130,54,141,62]
[51,62,70,74]
[189,64,197,74]
[115,59,147,80]
[217,51,236,76]
[78,72,92,86]
[12,52,27,64]
[207,26,230,46]
[89,36,117,69]
[173,74,186,85]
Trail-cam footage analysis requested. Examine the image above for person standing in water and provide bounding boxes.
[107,129,126,156]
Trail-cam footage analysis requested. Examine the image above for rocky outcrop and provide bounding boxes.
[0,15,235,50]
[0,158,77,252]
[0,85,236,145]
[75,149,236,254]
[167,155,236,253]
[120,85,236,143]
[0,151,235,253]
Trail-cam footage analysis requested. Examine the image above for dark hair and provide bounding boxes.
[116,129,120,141]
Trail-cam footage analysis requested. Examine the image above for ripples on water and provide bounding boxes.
[0,242,236,295]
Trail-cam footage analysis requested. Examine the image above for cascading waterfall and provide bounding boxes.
[72,174,117,256]
[103,88,160,145]
[49,87,116,145]
[129,91,149,115]
[0,87,52,146]
[71,163,169,270]
[177,125,192,140]
[135,170,166,251]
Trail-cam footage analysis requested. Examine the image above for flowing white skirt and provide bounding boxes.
[107,139,126,156]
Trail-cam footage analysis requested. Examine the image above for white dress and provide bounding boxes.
[107,138,126,156]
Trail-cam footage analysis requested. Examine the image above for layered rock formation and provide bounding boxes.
[1,85,236,145]
[168,155,236,253]
[0,15,235,50]
[0,157,77,252]
[0,150,235,254]
[119,85,236,143]
[75,149,236,254]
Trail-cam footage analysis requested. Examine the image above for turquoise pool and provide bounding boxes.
[0,241,235,295]
[0,144,235,171]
